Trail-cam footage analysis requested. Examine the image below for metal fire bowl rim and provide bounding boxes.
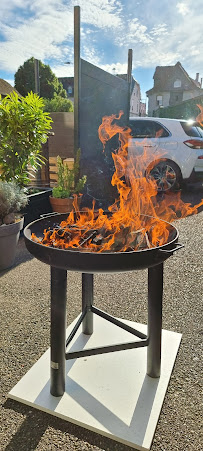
[23,211,179,255]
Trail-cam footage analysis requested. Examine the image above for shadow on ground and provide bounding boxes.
[3,398,134,451]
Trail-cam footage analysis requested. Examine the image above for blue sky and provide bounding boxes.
[0,0,202,103]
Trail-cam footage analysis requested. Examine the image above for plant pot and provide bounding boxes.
[0,217,24,270]
[49,196,81,213]
[22,187,52,227]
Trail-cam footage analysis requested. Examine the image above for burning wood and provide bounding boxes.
[32,220,158,253]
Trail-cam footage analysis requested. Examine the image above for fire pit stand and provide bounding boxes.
[50,263,163,397]
[9,213,183,450]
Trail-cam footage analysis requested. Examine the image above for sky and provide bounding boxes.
[0,0,203,104]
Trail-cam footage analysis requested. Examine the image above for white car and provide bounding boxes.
[128,117,203,192]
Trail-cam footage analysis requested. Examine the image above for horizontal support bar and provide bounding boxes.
[65,338,149,360]
[91,306,147,340]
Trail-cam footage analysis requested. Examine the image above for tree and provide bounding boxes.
[14,57,67,99]
[43,94,73,112]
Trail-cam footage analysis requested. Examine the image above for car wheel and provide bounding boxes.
[148,160,182,192]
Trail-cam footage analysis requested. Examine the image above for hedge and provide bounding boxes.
[154,95,203,120]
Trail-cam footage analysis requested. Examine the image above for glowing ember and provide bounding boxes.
[32,111,203,252]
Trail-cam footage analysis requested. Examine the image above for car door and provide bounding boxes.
[128,119,163,170]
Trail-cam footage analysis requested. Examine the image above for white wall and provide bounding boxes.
[130,81,141,116]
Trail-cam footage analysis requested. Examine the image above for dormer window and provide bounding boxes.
[174,79,181,88]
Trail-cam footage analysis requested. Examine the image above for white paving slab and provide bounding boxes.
[9,316,182,450]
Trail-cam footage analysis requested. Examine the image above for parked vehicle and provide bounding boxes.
[128,117,203,192]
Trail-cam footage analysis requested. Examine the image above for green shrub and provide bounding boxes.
[0,92,52,186]
[43,94,74,112]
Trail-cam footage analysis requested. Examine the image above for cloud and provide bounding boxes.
[0,0,203,91]
[0,0,123,73]
[71,0,123,28]
[177,2,190,16]
[150,24,169,37]
[0,6,74,72]
[99,62,128,75]
[51,63,74,78]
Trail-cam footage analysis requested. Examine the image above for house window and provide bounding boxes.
[174,79,181,88]
[156,95,163,106]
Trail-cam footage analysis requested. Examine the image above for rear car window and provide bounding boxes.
[129,120,170,138]
[180,121,203,138]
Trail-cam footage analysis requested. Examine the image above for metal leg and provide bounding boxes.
[50,266,67,396]
[82,273,93,334]
[147,263,163,378]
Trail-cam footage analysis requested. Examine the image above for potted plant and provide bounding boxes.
[0,181,28,270]
[49,149,87,213]
[0,91,53,225]
[0,91,53,186]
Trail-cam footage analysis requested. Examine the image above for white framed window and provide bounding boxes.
[157,95,163,106]
[174,79,181,88]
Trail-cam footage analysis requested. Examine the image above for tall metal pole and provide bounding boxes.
[34,58,41,183]
[127,49,133,122]
[74,6,81,158]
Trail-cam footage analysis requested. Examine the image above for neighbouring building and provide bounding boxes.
[146,61,203,116]
[139,101,147,117]
[58,77,74,103]
[0,79,20,98]
[116,74,146,117]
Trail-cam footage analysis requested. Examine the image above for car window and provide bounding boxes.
[129,120,170,138]
[180,121,203,138]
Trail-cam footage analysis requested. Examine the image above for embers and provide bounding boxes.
[32,222,154,253]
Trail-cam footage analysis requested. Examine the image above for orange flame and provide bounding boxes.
[32,111,203,252]
[196,104,203,126]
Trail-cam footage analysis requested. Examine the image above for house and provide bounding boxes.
[0,79,20,98]
[146,61,203,116]
[58,77,74,103]
[130,77,142,117]
[116,74,146,117]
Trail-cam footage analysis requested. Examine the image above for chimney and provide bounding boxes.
[195,73,199,82]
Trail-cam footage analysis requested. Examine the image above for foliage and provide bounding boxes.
[154,94,203,120]
[14,57,67,99]
[52,150,87,198]
[0,91,52,186]
[43,94,74,112]
[0,180,28,224]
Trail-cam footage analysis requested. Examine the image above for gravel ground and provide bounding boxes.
[0,185,202,451]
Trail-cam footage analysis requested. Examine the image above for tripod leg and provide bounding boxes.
[147,263,163,378]
[50,266,67,396]
[82,273,93,335]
